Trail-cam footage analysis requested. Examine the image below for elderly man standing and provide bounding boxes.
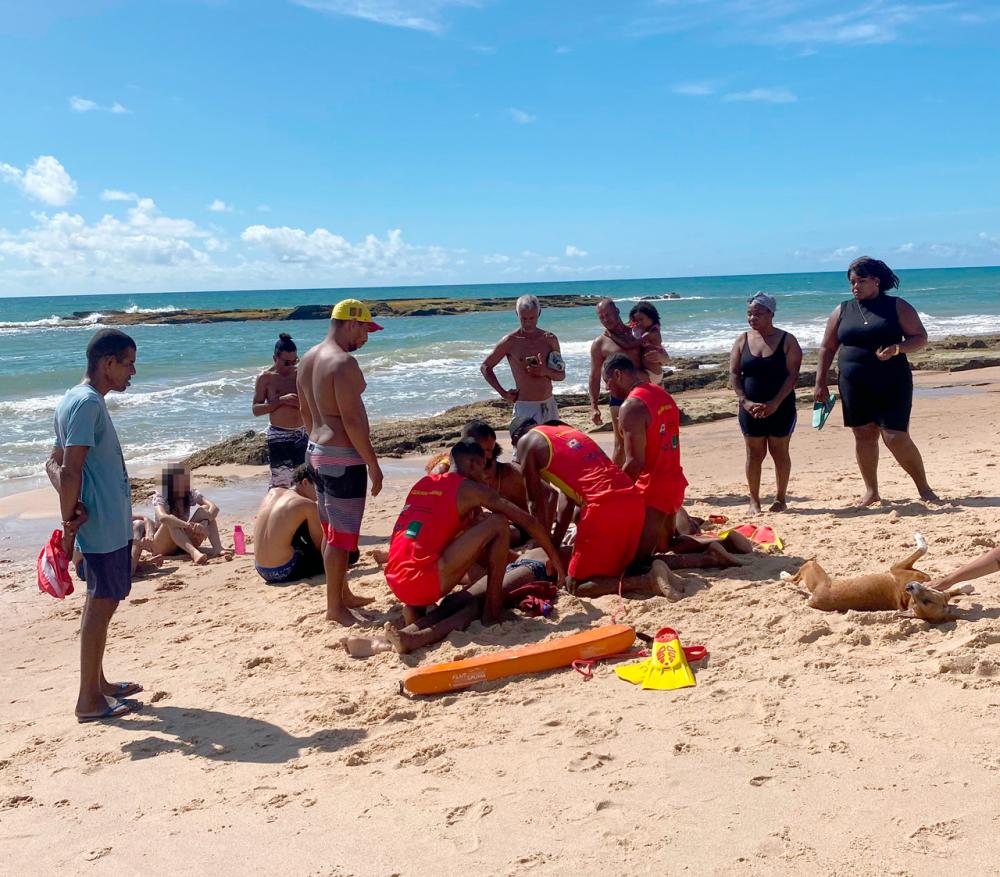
[481,294,565,427]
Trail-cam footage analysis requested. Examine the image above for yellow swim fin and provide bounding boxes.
[614,660,651,686]
[642,631,696,690]
[614,628,705,691]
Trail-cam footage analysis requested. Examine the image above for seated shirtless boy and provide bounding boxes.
[253,464,326,584]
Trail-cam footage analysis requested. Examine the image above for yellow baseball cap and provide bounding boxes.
[330,298,384,331]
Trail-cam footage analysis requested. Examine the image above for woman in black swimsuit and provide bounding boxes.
[729,292,802,513]
[814,257,938,507]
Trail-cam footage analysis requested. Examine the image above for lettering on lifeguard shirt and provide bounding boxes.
[563,436,605,466]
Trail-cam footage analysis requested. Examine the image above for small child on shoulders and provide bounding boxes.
[629,301,669,383]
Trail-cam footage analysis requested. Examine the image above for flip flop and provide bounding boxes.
[76,699,134,723]
[812,394,837,430]
[109,681,143,697]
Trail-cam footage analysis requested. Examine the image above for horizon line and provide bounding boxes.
[2,263,998,300]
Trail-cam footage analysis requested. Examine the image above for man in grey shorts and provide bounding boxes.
[298,298,385,626]
[47,328,143,723]
[481,294,565,429]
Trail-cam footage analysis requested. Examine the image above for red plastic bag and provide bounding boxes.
[37,529,74,599]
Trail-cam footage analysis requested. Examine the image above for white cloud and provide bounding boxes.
[69,97,98,113]
[723,87,797,104]
[979,231,1000,247]
[896,242,915,253]
[565,245,588,258]
[256,204,272,212]
[70,96,130,114]
[101,189,138,202]
[241,225,451,276]
[628,1,966,47]
[208,199,233,213]
[672,82,715,96]
[0,155,78,206]
[290,0,478,35]
[0,198,213,281]
[483,253,510,264]
[821,244,860,262]
[508,107,537,124]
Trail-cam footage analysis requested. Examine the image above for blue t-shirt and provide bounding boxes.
[53,384,132,555]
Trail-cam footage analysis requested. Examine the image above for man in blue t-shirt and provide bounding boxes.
[47,328,141,723]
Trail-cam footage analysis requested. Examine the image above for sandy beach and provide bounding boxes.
[2,367,999,876]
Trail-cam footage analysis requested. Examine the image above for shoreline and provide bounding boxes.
[3,364,998,566]
[183,332,1000,464]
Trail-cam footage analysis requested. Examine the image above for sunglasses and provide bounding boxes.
[277,357,299,366]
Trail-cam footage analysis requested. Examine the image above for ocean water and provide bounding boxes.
[3,267,999,493]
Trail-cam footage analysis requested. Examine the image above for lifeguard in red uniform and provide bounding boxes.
[510,417,679,600]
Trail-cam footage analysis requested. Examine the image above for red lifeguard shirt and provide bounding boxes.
[531,424,632,504]
[386,473,469,581]
[627,381,687,513]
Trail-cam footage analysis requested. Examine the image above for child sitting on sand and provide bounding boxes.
[151,464,229,565]
[628,301,669,383]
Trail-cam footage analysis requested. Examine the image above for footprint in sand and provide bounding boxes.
[445,799,492,854]
[567,751,613,772]
[84,848,112,862]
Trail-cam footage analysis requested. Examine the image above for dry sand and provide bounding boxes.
[2,368,1000,876]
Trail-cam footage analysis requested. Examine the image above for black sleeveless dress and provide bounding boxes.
[836,294,912,431]
[737,331,797,438]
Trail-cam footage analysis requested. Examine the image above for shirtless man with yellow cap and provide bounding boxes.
[298,299,384,626]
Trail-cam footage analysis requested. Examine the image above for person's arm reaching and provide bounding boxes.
[473,485,566,589]
[519,437,554,534]
[928,547,1000,591]
[480,336,518,402]
[335,359,383,496]
[814,305,842,404]
[619,400,648,483]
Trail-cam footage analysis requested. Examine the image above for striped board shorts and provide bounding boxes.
[267,425,308,488]
[307,442,367,553]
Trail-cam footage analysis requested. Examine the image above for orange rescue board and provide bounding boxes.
[402,624,636,695]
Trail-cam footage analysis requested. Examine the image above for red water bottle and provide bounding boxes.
[233,525,246,555]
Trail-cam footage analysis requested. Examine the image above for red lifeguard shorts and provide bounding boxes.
[385,548,444,608]
[569,488,645,581]
[638,470,688,515]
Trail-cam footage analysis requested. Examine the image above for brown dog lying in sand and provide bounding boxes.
[780,533,974,623]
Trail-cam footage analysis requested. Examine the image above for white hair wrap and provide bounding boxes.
[748,292,776,314]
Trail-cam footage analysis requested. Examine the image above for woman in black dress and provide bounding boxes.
[730,292,802,513]
[814,257,938,507]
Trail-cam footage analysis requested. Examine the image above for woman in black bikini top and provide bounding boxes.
[814,256,938,507]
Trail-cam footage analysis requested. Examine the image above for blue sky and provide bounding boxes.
[1,0,999,296]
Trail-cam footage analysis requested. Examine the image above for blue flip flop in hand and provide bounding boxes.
[812,394,837,430]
